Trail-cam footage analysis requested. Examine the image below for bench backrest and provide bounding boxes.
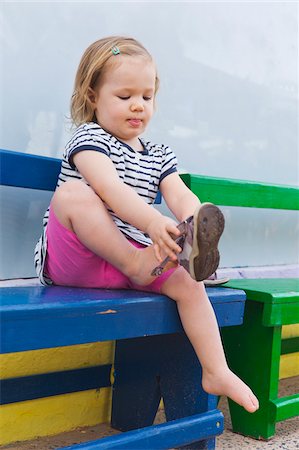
[0,149,162,203]
[179,174,298,270]
[2,149,298,208]
[1,149,298,278]
[180,174,299,211]
[1,149,61,191]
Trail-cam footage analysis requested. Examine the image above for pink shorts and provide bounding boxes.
[44,208,177,293]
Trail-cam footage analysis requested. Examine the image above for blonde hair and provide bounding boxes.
[70,36,159,126]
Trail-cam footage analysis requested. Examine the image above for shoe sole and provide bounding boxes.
[189,203,225,281]
[204,277,230,286]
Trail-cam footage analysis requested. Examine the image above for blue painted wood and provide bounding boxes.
[58,410,223,449]
[0,365,111,405]
[112,334,217,449]
[0,149,61,191]
[0,149,162,203]
[112,337,162,430]
[0,286,246,353]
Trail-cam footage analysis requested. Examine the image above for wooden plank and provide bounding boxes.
[112,333,213,439]
[270,394,299,422]
[0,389,111,446]
[281,337,299,355]
[0,149,162,203]
[279,352,299,379]
[0,365,111,405]
[180,173,299,210]
[3,149,297,210]
[221,301,282,439]
[263,302,299,327]
[58,409,223,449]
[0,149,61,191]
[224,279,299,304]
[0,286,246,353]
[224,279,299,326]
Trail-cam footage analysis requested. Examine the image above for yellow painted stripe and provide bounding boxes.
[279,352,299,379]
[0,388,112,445]
[0,342,115,379]
[282,324,299,339]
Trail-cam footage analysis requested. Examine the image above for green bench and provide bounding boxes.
[181,173,299,440]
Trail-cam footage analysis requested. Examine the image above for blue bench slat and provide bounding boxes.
[0,149,61,191]
[58,409,223,450]
[0,149,162,203]
[0,286,245,353]
[0,285,245,309]
[0,365,112,405]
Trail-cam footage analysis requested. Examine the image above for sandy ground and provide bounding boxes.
[2,376,298,450]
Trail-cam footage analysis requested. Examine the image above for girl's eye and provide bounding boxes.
[118,95,152,101]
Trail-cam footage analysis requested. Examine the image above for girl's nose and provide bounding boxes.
[130,102,144,112]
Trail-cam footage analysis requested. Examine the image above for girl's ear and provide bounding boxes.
[87,87,97,105]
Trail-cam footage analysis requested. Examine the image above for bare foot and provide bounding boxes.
[129,245,170,286]
[202,368,259,413]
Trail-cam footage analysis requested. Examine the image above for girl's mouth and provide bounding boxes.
[128,119,142,127]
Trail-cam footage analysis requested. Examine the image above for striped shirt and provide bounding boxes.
[34,122,178,285]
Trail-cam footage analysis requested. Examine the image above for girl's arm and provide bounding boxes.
[160,172,201,222]
[73,151,181,261]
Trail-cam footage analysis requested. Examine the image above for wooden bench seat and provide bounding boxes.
[221,278,299,439]
[0,284,246,449]
[0,149,248,449]
[1,285,245,353]
[2,148,298,444]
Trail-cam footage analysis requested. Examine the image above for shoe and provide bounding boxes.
[178,203,225,281]
[151,221,188,276]
[151,203,225,282]
[203,272,230,286]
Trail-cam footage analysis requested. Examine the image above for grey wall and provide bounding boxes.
[1,1,298,278]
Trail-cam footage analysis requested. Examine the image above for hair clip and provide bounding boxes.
[111,46,120,55]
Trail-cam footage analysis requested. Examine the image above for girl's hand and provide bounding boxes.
[146,216,182,262]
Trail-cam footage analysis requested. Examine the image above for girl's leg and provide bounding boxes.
[50,180,165,285]
[160,267,259,413]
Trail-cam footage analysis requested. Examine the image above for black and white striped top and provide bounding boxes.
[34,122,178,285]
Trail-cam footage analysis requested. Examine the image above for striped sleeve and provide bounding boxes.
[160,145,178,182]
[65,124,111,169]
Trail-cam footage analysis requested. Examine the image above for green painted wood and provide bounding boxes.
[221,301,281,439]
[180,173,299,210]
[224,279,299,326]
[281,337,299,355]
[224,279,299,305]
[270,394,299,422]
[180,174,299,437]
[263,302,299,327]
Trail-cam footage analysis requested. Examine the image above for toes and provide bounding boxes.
[251,396,259,411]
[245,393,259,413]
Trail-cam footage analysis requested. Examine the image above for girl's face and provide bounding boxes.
[91,56,156,150]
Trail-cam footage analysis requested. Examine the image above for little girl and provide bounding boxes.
[35,36,259,413]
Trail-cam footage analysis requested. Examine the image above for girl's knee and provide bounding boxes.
[161,267,205,301]
[51,181,99,229]
[52,180,98,209]
[56,180,92,198]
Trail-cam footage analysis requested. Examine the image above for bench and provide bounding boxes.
[0,149,248,449]
[181,173,299,439]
